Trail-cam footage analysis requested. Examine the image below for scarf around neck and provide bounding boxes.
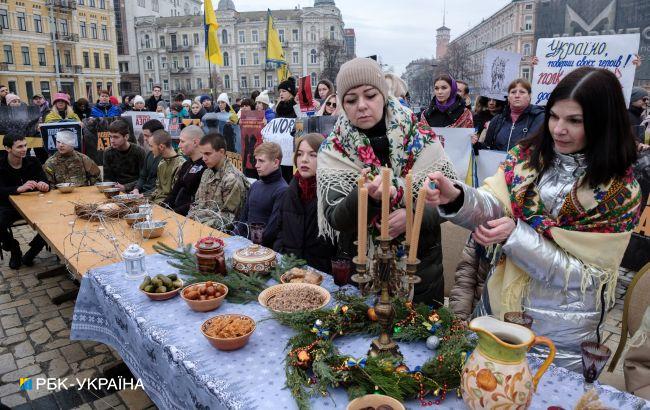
[295,171,317,203]
[434,78,458,112]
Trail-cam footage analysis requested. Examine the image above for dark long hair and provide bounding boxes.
[314,79,334,99]
[521,67,637,187]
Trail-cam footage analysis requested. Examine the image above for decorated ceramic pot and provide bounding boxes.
[195,237,226,275]
[461,316,556,409]
[232,245,276,275]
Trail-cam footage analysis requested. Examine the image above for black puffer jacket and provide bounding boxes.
[273,178,336,274]
[421,97,467,127]
[480,104,545,151]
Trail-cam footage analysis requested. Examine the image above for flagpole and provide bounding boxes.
[264,10,270,92]
[205,8,215,103]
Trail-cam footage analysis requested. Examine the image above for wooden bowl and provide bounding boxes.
[258,283,330,313]
[180,282,228,312]
[200,314,255,351]
[56,183,76,193]
[124,213,147,226]
[132,221,167,239]
[346,394,405,410]
[140,279,183,301]
[103,187,121,198]
[95,181,116,192]
[280,268,323,286]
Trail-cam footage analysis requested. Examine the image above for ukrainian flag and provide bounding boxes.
[265,9,291,82]
[204,0,223,65]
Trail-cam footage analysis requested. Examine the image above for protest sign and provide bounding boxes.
[164,117,182,138]
[0,106,42,149]
[306,115,338,137]
[532,33,640,106]
[82,116,135,166]
[39,122,83,153]
[475,149,508,186]
[481,49,522,100]
[432,127,473,182]
[298,76,315,112]
[121,111,163,147]
[262,118,295,167]
[239,111,265,178]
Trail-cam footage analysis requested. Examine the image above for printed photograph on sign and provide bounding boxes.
[481,49,522,100]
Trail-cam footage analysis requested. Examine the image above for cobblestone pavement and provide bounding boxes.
[0,225,635,408]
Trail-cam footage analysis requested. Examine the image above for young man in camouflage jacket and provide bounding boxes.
[43,130,100,187]
[190,133,249,231]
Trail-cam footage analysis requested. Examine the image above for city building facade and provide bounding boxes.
[0,0,120,102]
[134,0,350,99]
[116,0,202,95]
[343,28,356,59]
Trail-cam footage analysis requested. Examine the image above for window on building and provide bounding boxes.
[185,78,191,90]
[267,75,273,87]
[83,51,89,68]
[292,29,299,42]
[292,51,299,64]
[4,45,14,64]
[137,0,145,7]
[0,10,9,30]
[172,57,177,69]
[17,12,26,31]
[238,30,245,43]
[38,48,46,66]
[104,53,110,69]
[174,78,180,91]
[160,56,167,68]
[159,36,165,47]
[182,34,188,46]
[80,22,86,38]
[521,67,530,80]
[223,52,229,66]
[163,79,169,91]
[96,83,102,96]
[525,3,533,10]
[196,78,202,89]
[148,78,154,92]
[34,15,42,33]
[144,34,151,48]
[224,75,230,89]
[78,0,84,5]
[25,81,33,100]
[90,23,97,39]
[310,72,317,87]
[240,76,247,89]
[278,29,285,43]
[101,25,108,40]
[21,47,30,65]
[146,56,152,70]
[524,15,532,31]
[194,54,200,66]
[253,75,260,88]
[89,0,95,7]
[310,26,316,42]
[183,56,189,67]
[252,30,258,42]
[239,52,246,66]
[152,0,158,11]
[193,33,199,45]
[64,50,71,66]
[330,26,335,40]
[94,52,100,68]
[60,19,68,35]
[41,81,51,101]
[523,43,531,56]
[310,49,317,64]
[253,52,259,65]
[170,33,176,48]
[221,30,228,44]
[99,0,105,8]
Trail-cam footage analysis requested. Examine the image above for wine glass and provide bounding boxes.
[580,341,611,390]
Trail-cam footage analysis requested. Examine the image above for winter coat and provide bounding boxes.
[91,103,122,118]
[421,97,473,128]
[274,178,336,274]
[163,157,206,215]
[44,108,81,123]
[448,237,490,321]
[145,95,163,112]
[73,104,92,120]
[263,108,276,123]
[480,104,545,151]
[189,107,207,120]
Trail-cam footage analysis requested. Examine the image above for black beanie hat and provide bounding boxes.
[278,77,297,95]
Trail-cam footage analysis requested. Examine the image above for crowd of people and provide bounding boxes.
[1,57,649,377]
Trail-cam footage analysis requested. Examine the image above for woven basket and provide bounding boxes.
[258,283,330,313]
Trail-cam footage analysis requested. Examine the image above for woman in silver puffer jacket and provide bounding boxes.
[425,67,642,371]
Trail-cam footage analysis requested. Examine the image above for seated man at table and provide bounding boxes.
[103,119,146,192]
[235,142,287,246]
[163,125,206,215]
[190,133,249,231]
[0,134,50,269]
[148,129,185,204]
[132,119,164,195]
[44,130,101,187]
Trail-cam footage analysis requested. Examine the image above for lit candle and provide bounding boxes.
[405,172,413,242]
[408,186,427,263]
[381,167,390,238]
[357,187,368,264]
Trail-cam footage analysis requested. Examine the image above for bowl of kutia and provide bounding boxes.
[95,181,116,192]
[56,183,76,193]
[124,213,148,226]
[280,267,323,286]
[139,274,183,300]
[258,283,330,313]
[200,314,256,351]
[346,395,405,410]
[181,281,228,312]
[103,187,121,198]
[132,221,167,239]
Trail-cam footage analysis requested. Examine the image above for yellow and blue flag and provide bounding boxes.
[265,9,291,81]
[204,0,223,65]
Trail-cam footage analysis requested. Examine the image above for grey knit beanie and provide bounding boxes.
[631,87,648,102]
[336,57,388,102]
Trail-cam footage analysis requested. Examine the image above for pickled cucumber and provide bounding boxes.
[155,286,167,293]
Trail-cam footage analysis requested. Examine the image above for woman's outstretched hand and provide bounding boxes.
[472,217,516,246]
[362,168,396,201]
[424,171,461,206]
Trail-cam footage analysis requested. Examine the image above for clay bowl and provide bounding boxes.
[180,282,228,312]
[95,181,116,192]
[201,314,256,351]
[140,279,183,301]
[132,221,167,239]
[103,187,121,198]
[124,213,147,226]
[346,394,405,410]
[56,183,76,193]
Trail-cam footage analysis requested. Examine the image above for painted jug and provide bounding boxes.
[461,316,556,409]
[195,237,226,275]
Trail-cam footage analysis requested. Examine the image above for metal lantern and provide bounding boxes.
[122,244,146,279]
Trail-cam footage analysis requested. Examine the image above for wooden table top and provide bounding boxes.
[10,186,227,278]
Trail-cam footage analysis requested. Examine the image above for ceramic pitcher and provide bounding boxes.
[461,316,556,409]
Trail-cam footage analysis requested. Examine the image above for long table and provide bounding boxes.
[10,186,226,278]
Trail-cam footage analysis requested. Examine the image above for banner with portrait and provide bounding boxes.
[480,49,522,101]
[120,111,163,147]
[39,122,83,154]
[239,111,265,177]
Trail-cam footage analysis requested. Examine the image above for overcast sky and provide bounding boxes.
[228,0,512,75]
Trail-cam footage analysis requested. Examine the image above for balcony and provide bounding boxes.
[74,65,82,73]
[0,62,9,71]
[55,65,77,75]
[46,0,77,11]
[165,45,192,53]
[51,32,79,42]
[169,66,192,74]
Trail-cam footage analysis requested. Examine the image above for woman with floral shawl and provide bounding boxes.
[424,67,641,370]
[317,57,457,306]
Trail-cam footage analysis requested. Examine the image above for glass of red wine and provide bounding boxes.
[249,222,265,245]
[331,258,352,287]
[580,341,611,390]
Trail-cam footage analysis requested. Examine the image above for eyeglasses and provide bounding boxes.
[326,101,337,108]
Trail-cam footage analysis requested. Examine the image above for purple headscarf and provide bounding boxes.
[434,76,458,112]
